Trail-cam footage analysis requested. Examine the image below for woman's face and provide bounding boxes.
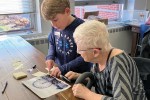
[77,43,102,63]
[77,44,94,62]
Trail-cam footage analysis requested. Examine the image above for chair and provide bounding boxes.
[134,25,150,57]
[133,57,150,100]
[140,31,150,58]
[140,24,150,39]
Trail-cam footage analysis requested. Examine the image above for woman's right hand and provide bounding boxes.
[65,71,80,80]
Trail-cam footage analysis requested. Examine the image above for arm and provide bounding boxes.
[46,30,56,60]
[72,63,133,100]
[59,56,91,75]
[45,29,56,70]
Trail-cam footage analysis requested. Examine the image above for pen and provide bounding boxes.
[1,81,8,94]
[32,65,40,72]
[60,75,71,83]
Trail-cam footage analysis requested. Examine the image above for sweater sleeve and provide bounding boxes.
[46,30,56,60]
[59,56,91,75]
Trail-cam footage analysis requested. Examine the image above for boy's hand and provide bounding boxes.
[65,71,80,80]
[50,67,61,77]
[45,60,55,71]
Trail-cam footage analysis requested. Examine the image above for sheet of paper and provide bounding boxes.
[32,71,47,77]
[12,60,24,70]
[22,75,71,98]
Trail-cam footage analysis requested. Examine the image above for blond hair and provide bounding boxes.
[41,0,70,20]
[73,20,111,51]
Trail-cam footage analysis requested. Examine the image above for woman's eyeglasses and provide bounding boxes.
[77,48,101,53]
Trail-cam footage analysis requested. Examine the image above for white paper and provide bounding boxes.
[22,75,71,98]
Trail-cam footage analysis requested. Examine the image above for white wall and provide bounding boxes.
[134,0,147,10]
[70,0,75,14]
[39,0,51,35]
[146,0,150,11]
[109,29,132,54]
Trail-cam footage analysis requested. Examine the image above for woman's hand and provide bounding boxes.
[72,84,91,99]
[65,71,80,80]
[72,84,103,100]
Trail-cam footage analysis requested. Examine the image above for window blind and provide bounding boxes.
[0,0,34,14]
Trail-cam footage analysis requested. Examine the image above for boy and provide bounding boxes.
[41,0,91,77]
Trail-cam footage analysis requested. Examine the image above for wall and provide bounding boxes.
[134,0,147,10]
[108,26,132,54]
[39,0,51,35]
[146,0,150,11]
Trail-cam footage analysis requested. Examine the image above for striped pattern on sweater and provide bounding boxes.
[93,52,147,100]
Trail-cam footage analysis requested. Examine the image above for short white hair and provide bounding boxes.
[73,20,111,51]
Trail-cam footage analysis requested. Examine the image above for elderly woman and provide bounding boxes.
[65,20,147,100]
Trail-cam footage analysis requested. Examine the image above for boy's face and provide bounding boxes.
[50,9,70,30]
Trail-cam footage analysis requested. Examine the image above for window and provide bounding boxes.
[75,4,123,21]
[0,0,39,35]
[74,0,124,21]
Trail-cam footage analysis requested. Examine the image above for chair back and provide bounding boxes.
[140,32,150,58]
[133,57,150,100]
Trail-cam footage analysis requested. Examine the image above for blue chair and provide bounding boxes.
[140,24,150,39]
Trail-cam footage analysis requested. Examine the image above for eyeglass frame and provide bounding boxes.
[77,48,102,53]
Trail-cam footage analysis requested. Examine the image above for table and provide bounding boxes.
[0,36,79,100]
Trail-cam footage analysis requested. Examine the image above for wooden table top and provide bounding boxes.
[0,36,80,100]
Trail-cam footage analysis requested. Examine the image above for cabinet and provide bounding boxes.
[130,25,140,57]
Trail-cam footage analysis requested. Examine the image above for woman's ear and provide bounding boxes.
[93,49,100,57]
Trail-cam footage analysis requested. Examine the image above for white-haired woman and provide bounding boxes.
[65,20,147,100]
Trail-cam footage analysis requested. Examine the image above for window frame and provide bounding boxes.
[0,0,41,36]
[74,0,124,21]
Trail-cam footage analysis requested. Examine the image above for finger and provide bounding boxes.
[72,84,77,90]
[57,71,61,77]
[50,70,54,76]
[65,71,74,79]
[73,90,77,96]
[46,62,52,70]
[65,71,72,77]
[50,70,56,77]
[68,73,77,80]
[53,68,59,77]
[72,86,78,97]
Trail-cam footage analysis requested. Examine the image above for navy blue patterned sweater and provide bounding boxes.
[46,16,91,75]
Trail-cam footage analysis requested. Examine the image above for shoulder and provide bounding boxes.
[110,48,124,58]
[76,17,84,22]
[73,15,84,25]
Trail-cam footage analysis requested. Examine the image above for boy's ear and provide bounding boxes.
[65,7,70,14]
